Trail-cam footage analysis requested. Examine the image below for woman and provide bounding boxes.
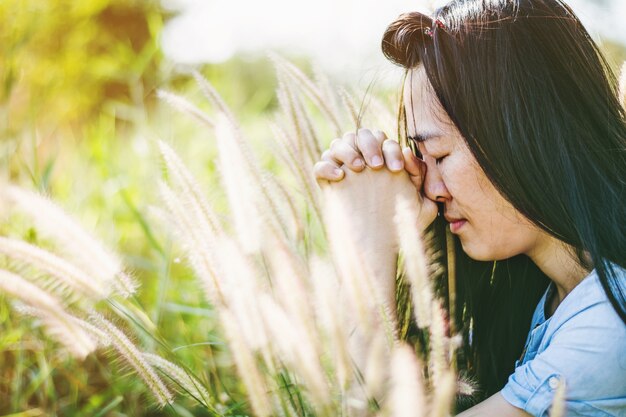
[314,0,626,415]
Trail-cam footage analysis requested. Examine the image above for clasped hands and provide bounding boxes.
[314,128,438,253]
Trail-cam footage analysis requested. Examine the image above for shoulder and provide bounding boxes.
[548,264,625,337]
[501,264,626,417]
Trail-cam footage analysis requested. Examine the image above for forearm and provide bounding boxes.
[456,393,531,417]
[336,240,399,409]
[323,187,399,316]
[363,245,399,319]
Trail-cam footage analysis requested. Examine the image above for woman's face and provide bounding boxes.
[404,67,544,261]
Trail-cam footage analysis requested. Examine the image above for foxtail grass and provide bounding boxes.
[1,56,561,416]
[619,62,626,109]
[156,89,215,129]
[142,352,212,408]
[0,236,108,300]
[0,269,96,359]
[3,186,137,298]
[270,53,343,136]
[394,195,435,329]
[390,343,426,417]
[90,313,173,407]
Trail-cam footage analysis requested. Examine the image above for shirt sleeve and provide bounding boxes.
[500,301,626,417]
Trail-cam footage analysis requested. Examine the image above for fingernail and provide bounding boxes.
[333,168,344,177]
[353,158,364,168]
[371,155,383,167]
[390,160,403,170]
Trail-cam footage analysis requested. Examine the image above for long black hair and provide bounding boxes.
[382,0,626,401]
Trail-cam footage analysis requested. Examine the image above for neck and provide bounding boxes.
[526,234,592,308]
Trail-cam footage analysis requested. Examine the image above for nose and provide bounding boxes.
[422,155,451,203]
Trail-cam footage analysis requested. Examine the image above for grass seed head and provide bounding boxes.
[90,313,173,407]
[0,269,97,359]
[394,195,434,328]
[390,343,426,417]
[4,186,135,298]
[619,61,626,109]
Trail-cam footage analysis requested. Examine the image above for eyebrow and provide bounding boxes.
[407,132,442,143]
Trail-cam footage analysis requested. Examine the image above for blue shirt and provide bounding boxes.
[501,265,626,416]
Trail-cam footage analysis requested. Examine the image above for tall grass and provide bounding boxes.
[4,56,620,416]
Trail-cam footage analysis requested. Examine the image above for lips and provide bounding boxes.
[444,215,467,233]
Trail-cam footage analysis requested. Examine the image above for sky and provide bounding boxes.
[160,0,626,82]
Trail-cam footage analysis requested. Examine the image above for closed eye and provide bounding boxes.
[408,136,447,164]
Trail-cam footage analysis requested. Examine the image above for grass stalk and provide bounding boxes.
[0,237,107,300]
[0,269,96,359]
[90,313,173,407]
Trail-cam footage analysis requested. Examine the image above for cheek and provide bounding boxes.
[460,189,537,261]
[445,157,539,260]
[441,156,486,209]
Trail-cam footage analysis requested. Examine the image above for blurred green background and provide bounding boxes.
[0,1,283,415]
[0,0,624,415]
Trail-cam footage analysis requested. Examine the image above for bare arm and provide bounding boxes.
[457,392,532,417]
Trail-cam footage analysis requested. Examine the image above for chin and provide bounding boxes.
[462,248,494,261]
[459,238,508,262]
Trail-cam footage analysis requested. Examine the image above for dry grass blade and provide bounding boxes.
[213,237,269,352]
[339,88,361,128]
[262,233,312,331]
[431,371,456,417]
[196,75,296,241]
[619,62,626,109]
[268,118,303,176]
[309,255,352,390]
[4,186,136,298]
[218,114,296,246]
[258,295,331,407]
[158,140,222,236]
[157,89,215,129]
[363,331,391,402]
[0,269,96,359]
[261,170,305,242]
[214,116,264,253]
[0,236,108,300]
[322,188,389,336]
[158,182,225,306]
[321,185,400,398]
[276,77,321,163]
[429,301,449,389]
[269,121,324,224]
[366,95,398,138]
[169,75,299,244]
[90,313,173,407]
[456,374,477,397]
[394,195,434,328]
[143,353,211,408]
[192,70,236,121]
[390,343,426,417]
[313,65,341,121]
[220,309,273,417]
[270,53,343,135]
[70,315,111,347]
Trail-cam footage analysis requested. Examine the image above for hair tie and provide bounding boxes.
[424,18,446,38]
